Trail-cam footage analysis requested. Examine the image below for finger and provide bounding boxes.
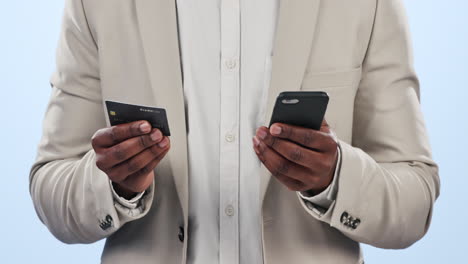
[253,138,309,192]
[256,127,324,169]
[107,139,170,183]
[320,119,331,133]
[121,148,170,193]
[273,172,310,192]
[98,129,164,169]
[253,138,312,184]
[268,123,334,151]
[92,120,152,148]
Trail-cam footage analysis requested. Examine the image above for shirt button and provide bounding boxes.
[225,133,236,142]
[225,205,235,216]
[225,59,237,70]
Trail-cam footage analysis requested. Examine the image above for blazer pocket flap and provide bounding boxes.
[302,66,362,89]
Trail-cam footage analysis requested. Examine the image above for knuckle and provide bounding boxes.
[149,145,161,156]
[91,128,107,147]
[109,127,119,145]
[269,167,278,177]
[325,158,334,170]
[290,148,303,162]
[127,160,141,172]
[259,156,266,163]
[276,160,290,175]
[293,181,305,191]
[95,157,106,170]
[320,158,333,171]
[271,167,281,178]
[286,183,300,192]
[302,131,314,146]
[139,165,151,175]
[91,132,100,148]
[139,135,148,148]
[270,136,278,148]
[273,172,285,183]
[308,173,320,185]
[106,171,119,182]
[112,145,126,161]
[129,122,142,137]
[156,151,166,161]
[284,126,293,138]
[314,160,327,173]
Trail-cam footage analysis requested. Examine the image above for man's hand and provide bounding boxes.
[91,121,170,199]
[253,120,338,195]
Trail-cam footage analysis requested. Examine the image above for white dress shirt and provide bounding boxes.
[176,1,278,262]
[112,1,340,263]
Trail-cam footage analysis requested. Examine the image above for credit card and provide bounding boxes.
[105,100,171,136]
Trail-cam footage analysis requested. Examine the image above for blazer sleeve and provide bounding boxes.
[29,0,154,244]
[297,0,440,249]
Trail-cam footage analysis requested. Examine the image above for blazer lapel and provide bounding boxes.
[135,0,189,224]
[260,0,322,202]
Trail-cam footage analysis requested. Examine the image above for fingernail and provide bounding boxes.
[140,122,151,133]
[158,138,169,148]
[257,128,267,140]
[271,125,282,135]
[150,130,162,141]
[252,136,260,147]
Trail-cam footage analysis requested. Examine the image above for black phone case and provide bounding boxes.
[269,91,329,130]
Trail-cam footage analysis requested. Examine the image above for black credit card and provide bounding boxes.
[105,100,171,136]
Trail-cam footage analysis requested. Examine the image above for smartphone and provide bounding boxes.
[269,91,329,130]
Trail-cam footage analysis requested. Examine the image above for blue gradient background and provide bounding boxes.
[1,1,466,263]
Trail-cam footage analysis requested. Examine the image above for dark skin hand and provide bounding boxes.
[253,119,338,195]
[91,120,170,199]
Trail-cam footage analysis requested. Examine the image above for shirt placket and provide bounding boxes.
[219,0,240,263]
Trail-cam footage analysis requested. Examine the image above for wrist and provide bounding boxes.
[111,182,139,200]
[302,186,328,197]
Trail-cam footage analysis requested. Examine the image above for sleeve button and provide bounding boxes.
[352,219,361,229]
[178,226,185,242]
[340,212,349,224]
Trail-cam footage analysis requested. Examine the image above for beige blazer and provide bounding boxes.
[29,0,440,263]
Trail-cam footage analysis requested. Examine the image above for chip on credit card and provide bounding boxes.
[105,100,171,136]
